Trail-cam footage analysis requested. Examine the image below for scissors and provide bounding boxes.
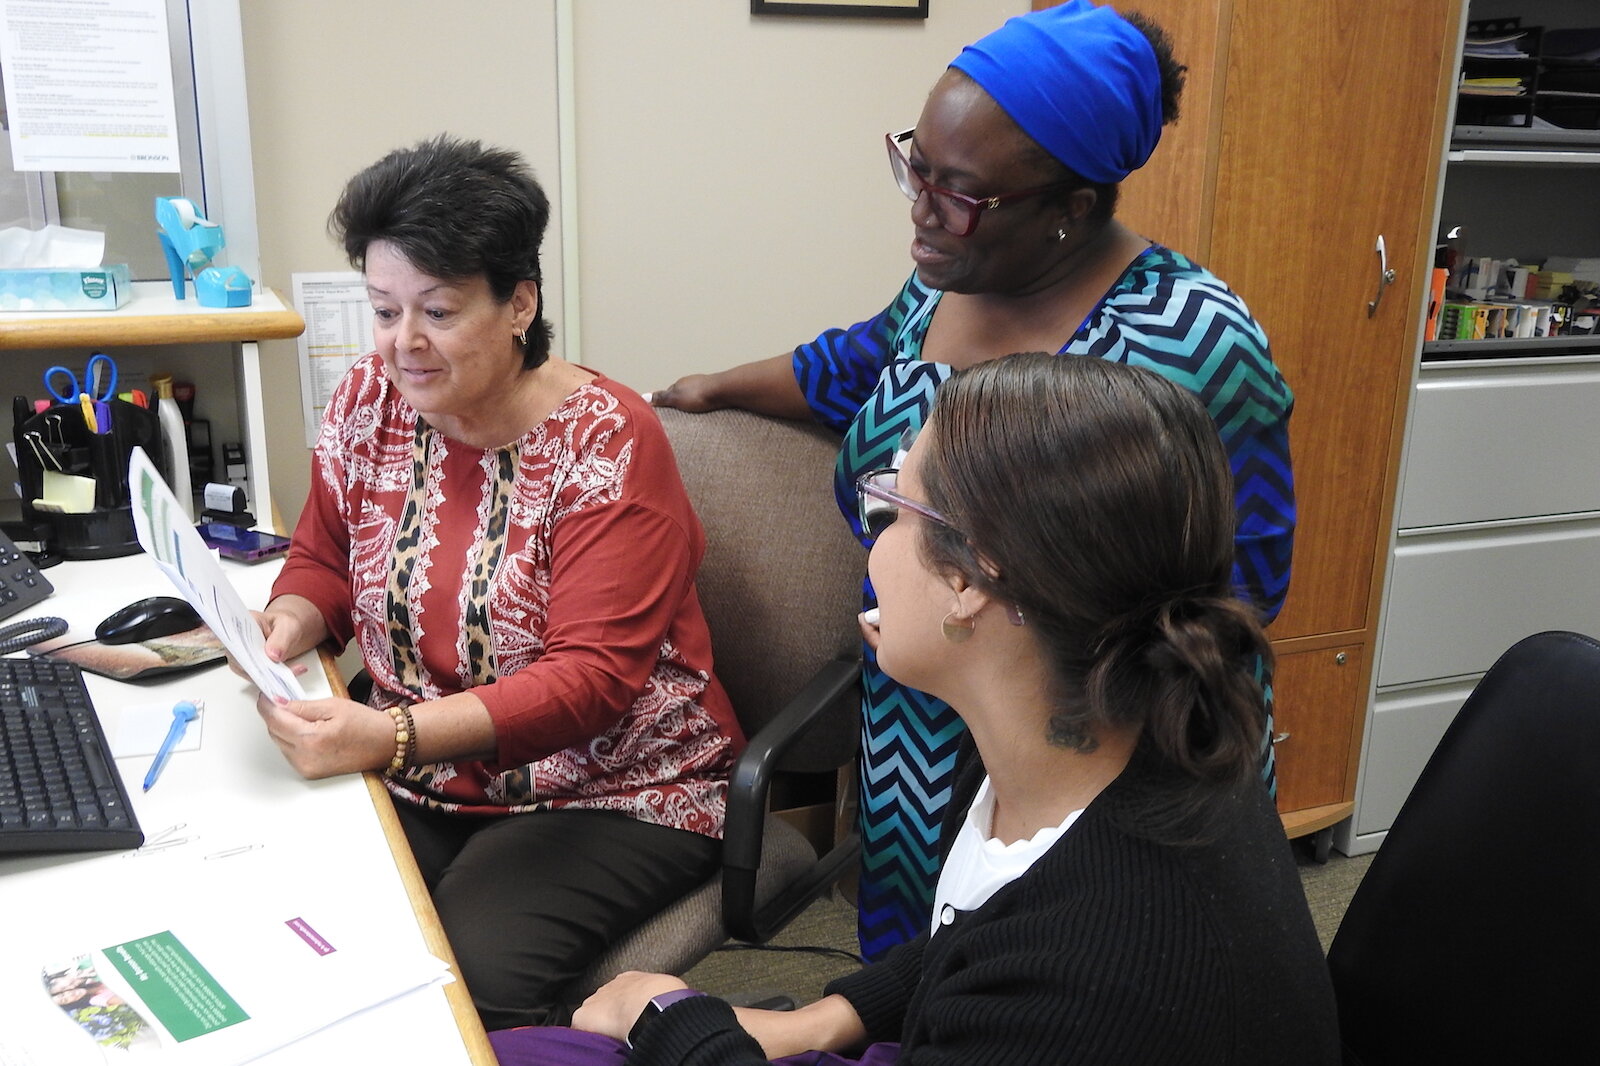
[44,352,118,407]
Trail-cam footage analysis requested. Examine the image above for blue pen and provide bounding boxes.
[143,701,200,792]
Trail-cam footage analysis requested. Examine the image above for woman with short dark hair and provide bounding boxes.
[249,135,744,1030]
[493,354,1336,1065]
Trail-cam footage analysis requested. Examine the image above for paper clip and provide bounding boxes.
[123,822,193,858]
[205,843,263,860]
[23,431,61,472]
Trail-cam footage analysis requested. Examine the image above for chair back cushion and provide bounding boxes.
[658,407,865,771]
[1327,630,1600,1064]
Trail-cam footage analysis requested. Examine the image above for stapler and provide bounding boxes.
[155,197,253,307]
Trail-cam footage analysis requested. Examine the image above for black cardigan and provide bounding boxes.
[632,747,1340,1065]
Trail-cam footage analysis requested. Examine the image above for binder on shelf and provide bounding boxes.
[1425,268,1448,342]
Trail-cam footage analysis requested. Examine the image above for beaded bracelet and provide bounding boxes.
[385,704,417,772]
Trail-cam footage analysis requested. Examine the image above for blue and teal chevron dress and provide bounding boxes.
[793,246,1296,961]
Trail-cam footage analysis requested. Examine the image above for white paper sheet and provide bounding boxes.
[112,701,205,763]
[0,0,182,173]
[126,448,304,703]
[1,859,451,1066]
[291,272,373,447]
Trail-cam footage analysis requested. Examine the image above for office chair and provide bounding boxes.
[1326,630,1600,1065]
[572,407,866,997]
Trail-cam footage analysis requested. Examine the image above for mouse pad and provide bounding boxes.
[28,624,227,681]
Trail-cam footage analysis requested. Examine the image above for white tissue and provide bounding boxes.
[0,224,106,269]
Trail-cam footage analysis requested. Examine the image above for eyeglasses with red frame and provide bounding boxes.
[886,128,1073,238]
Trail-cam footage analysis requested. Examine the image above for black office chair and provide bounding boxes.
[571,407,865,997]
[1326,630,1600,1065]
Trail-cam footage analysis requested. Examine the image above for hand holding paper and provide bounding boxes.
[127,448,305,702]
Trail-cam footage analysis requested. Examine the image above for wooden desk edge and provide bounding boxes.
[319,652,497,1065]
[0,307,305,348]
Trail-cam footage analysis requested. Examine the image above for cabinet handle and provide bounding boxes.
[1335,652,1348,666]
[1273,732,1292,745]
[1367,234,1398,317]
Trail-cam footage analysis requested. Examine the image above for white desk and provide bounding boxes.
[0,553,493,1064]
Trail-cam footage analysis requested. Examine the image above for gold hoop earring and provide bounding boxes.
[941,610,976,644]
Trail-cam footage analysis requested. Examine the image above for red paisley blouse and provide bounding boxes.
[272,354,743,836]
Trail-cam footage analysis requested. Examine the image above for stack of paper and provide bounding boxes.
[1,858,451,1065]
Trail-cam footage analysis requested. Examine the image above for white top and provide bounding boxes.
[930,774,1084,937]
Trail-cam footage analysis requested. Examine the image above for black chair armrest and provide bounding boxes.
[721,656,861,942]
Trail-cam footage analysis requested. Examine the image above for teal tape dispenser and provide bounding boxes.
[155,196,253,308]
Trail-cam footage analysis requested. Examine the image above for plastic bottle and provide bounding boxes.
[150,373,194,520]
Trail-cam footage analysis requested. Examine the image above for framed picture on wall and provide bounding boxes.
[751,0,929,18]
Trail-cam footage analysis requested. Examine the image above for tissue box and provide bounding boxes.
[0,264,132,311]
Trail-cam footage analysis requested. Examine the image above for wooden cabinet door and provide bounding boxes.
[1209,0,1458,641]
[1113,0,1461,641]
[1272,643,1367,822]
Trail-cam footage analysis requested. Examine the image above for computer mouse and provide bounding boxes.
[95,597,203,645]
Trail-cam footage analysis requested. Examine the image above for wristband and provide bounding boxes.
[626,988,704,1047]
[385,704,416,771]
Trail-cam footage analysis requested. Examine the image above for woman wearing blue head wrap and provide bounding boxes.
[649,4,1296,966]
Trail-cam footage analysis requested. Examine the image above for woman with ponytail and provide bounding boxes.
[493,353,1336,1065]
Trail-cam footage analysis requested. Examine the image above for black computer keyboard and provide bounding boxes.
[0,657,143,853]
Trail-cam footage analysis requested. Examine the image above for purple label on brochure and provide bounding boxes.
[285,918,336,956]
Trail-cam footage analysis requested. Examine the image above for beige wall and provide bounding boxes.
[241,0,1022,526]
[239,0,563,527]
[568,0,1022,388]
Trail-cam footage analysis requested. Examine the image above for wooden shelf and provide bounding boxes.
[0,282,303,349]
[1448,147,1600,165]
[1281,801,1355,839]
[1423,334,1600,359]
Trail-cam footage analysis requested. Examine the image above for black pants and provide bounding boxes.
[392,801,720,1030]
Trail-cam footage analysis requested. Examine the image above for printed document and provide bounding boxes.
[127,448,304,703]
[0,859,450,1065]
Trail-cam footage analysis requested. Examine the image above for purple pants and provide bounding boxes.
[488,1026,900,1066]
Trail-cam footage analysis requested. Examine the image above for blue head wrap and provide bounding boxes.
[948,0,1163,185]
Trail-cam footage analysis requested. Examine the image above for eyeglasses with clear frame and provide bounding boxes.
[856,468,961,543]
[886,128,1074,238]
[856,466,1028,626]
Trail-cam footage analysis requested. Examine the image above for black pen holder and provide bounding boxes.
[13,399,164,560]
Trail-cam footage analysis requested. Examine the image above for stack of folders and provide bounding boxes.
[1463,29,1534,61]
[1460,29,1536,97]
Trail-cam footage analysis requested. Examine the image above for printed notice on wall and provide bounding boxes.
[0,0,182,173]
[292,272,374,447]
